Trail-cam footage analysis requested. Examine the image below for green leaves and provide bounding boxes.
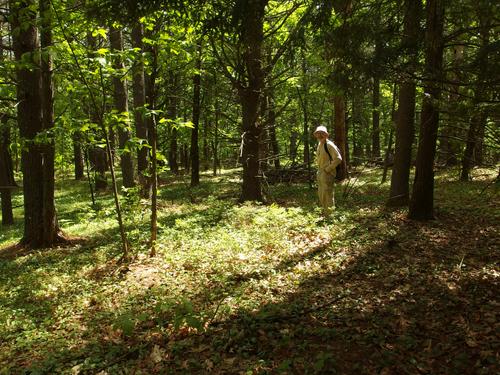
[91,28,108,39]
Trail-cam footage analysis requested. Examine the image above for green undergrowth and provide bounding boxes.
[0,167,498,374]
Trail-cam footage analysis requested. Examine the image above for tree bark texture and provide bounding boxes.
[238,0,268,202]
[110,27,135,188]
[73,131,85,180]
[387,0,422,207]
[408,0,445,220]
[460,13,490,180]
[11,0,62,247]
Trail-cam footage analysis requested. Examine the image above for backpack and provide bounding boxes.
[324,142,345,182]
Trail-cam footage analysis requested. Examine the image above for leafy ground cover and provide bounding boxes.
[0,167,498,374]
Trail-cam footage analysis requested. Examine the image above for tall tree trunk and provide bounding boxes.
[131,24,149,189]
[387,0,422,207]
[0,116,15,226]
[351,90,363,165]
[0,22,14,226]
[73,132,85,180]
[300,50,310,166]
[475,115,486,166]
[40,0,60,244]
[213,76,220,176]
[333,95,348,179]
[238,0,268,202]
[460,13,490,180]
[203,114,209,171]
[408,0,445,220]
[382,84,398,183]
[372,76,381,159]
[290,130,298,163]
[109,27,134,188]
[268,89,280,170]
[11,0,62,247]
[190,42,202,187]
[86,33,108,190]
[440,45,464,165]
[145,45,158,257]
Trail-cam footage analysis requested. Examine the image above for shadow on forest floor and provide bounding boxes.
[0,168,498,374]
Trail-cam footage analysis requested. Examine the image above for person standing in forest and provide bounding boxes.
[314,126,342,217]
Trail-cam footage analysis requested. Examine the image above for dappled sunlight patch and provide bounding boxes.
[1,168,499,373]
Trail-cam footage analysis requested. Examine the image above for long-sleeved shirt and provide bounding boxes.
[316,139,342,175]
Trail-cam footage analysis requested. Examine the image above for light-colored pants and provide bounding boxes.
[317,170,335,215]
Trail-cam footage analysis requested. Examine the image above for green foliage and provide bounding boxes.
[1,168,498,373]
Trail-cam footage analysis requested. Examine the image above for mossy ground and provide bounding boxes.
[0,167,498,374]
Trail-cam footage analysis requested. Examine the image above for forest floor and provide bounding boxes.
[0,167,498,375]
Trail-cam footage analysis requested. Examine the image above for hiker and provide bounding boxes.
[314,125,342,216]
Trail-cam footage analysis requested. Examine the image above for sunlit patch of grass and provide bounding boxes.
[0,166,498,373]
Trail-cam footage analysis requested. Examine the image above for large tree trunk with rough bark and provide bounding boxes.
[39,0,61,244]
[387,0,422,207]
[11,0,63,247]
[408,0,445,220]
[238,0,268,202]
[110,27,134,188]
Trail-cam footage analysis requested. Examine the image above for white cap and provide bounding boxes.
[313,125,329,136]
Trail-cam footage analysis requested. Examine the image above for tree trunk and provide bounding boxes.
[290,130,298,163]
[145,44,158,256]
[238,0,268,202]
[300,50,310,166]
[351,88,364,165]
[213,78,219,176]
[440,45,464,166]
[333,95,348,180]
[203,115,209,171]
[190,42,202,187]
[382,84,398,184]
[460,13,490,180]
[0,22,14,226]
[387,0,422,207]
[11,0,62,247]
[110,27,134,188]
[131,24,149,187]
[408,0,445,220]
[73,132,85,180]
[86,33,108,190]
[372,76,381,159]
[268,92,280,170]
